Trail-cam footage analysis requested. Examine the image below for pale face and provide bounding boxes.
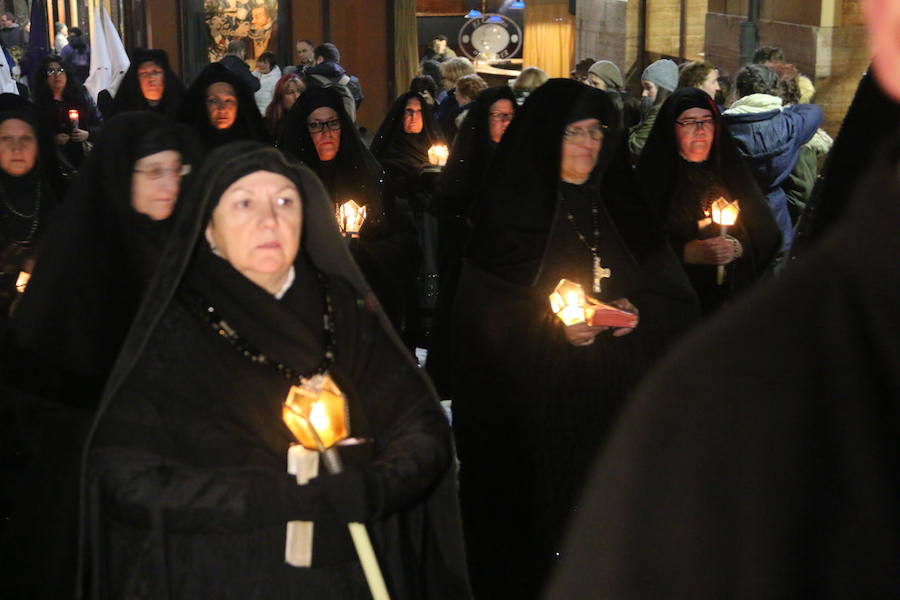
[296,41,314,66]
[699,69,720,99]
[307,106,340,161]
[282,80,301,110]
[433,39,447,54]
[674,107,714,163]
[0,118,38,177]
[586,73,607,90]
[137,60,165,102]
[560,117,602,184]
[257,59,272,75]
[641,79,658,102]
[403,97,424,134]
[487,98,514,143]
[205,170,302,294]
[131,150,183,221]
[206,81,238,130]
[47,61,66,97]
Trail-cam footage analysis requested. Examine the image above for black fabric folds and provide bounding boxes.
[77,142,471,599]
[547,135,900,600]
[637,87,781,313]
[107,48,186,119]
[448,79,699,598]
[176,63,267,154]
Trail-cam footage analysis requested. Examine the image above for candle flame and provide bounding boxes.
[428,144,449,166]
[309,401,330,435]
[282,375,350,450]
[549,279,589,326]
[710,197,740,227]
[15,271,30,293]
[336,200,367,236]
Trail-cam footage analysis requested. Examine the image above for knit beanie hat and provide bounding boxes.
[588,60,624,91]
[641,59,678,92]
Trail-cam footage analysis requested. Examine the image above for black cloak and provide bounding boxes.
[448,79,699,598]
[546,134,900,600]
[637,87,782,314]
[370,90,444,196]
[105,48,186,119]
[78,142,471,599]
[0,111,198,600]
[32,54,103,170]
[176,62,267,154]
[789,67,899,262]
[425,85,517,391]
[0,93,60,331]
[278,86,419,330]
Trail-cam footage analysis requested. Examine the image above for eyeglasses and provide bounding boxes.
[489,112,514,123]
[46,67,65,76]
[138,70,165,79]
[206,97,237,109]
[563,125,606,142]
[133,164,192,180]
[404,108,423,117]
[307,118,341,133]
[675,118,715,131]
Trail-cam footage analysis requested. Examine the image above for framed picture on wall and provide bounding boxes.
[204,0,279,67]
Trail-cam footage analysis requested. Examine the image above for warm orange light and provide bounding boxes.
[549,279,590,326]
[427,144,449,166]
[282,374,350,450]
[336,200,367,237]
[15,271,30,293]
[710,197,740,227]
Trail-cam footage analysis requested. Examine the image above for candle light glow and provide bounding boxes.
[282,375,349,450]
[336,200,367,237]
[427,144,449,166]
[15,271,30,293]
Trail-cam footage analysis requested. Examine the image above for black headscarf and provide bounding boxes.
[437,85,516,223]
[370,91,444,181]
[789,67,899,262]
[11,111,199,385]
[637,87,781,274]
[466,79,656,285]
[109,48,185,118]
[278,85,387,222]
[176,63,267,153]
[77,142,470,598]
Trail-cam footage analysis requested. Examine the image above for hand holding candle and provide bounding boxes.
[427,144,449,167]
[335,200,367,238]
[549,279,638,331]
[710,197,740,285]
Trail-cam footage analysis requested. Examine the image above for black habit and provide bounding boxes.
[449,79,699,598]
[546,135,900,600]
[637,87,781,314]
[79,143,471,599]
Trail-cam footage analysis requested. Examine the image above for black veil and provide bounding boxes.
[370,90,444,178]
[108,48,185,118]
[176,63,267,153]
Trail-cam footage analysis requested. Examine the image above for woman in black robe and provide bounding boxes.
[279,86,419,332]
[0,111,198,599]
[79,142,471,599]
[426,85,517,390]
[0,93,60,334]
[102,48,185,119]
[32,54,103,172]
[449,79,699,598]
[177,62,267,154]
[637,87,781,314]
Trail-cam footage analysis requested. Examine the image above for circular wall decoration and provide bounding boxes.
[458,14,523,61]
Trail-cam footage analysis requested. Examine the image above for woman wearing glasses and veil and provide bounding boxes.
[637,87,781,314]
[447,80,699,598]
[279,86,419,333]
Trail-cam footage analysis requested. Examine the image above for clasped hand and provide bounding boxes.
[563,298,638,346]
[683,237,739,265]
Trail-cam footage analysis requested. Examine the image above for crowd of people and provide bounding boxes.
[1,4,899,597]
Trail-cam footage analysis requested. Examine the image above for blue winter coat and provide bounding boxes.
[724,103,822,251]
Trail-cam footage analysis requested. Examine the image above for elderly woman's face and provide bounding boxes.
[307,106,341,161]
[560,117,603,184]
[206,81,238,130]
[137,60,165,102]
[403,97,424,134]
[0,118,38,176]
[205,170,302,294]
[131,150,185,221]
[674,107,714,163]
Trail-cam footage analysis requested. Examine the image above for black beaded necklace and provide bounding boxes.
[560,185,611,294]
[1,180,41,248]
[183,270,336,384]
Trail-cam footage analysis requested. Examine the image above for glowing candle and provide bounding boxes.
[427,144,449,167]
[336,200,367,238]
[710,197,740,286]
[68,109,79,130]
